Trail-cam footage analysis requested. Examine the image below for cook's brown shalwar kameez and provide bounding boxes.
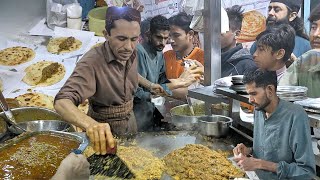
[55,42,138,135]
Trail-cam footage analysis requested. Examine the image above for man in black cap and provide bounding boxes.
[250,0,311,59]
[54,6,142,155]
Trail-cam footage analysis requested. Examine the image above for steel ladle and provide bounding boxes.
[0,91,26,133]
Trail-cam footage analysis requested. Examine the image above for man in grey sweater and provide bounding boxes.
[233,68,315,179]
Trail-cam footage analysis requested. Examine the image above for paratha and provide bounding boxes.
[47,37,82,54]
[238,10,266,42]
[23,60,65,86]
[0,46,35,66]
[15,92,54,110]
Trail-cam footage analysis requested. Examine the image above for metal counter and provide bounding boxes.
[119,131,252,158]
[189,86,320,128]
[188,85,320,168]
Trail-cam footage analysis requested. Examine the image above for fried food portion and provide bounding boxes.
[117,146,165,180]
[84,145,165,180]
[164,144,245,180]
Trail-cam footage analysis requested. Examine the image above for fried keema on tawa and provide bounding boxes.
[164,144,245,180]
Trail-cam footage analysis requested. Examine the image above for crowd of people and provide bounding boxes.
[51,0,320,179]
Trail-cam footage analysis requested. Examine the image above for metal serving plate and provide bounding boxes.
[277,86,308,93]
[0,131,88,153]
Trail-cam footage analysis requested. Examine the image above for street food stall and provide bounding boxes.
[0,0,319,179]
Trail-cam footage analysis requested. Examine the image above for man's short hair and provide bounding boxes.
[243,68,277,90]
[168,12,192,33]
[308,4,320,22]
[256,24,295,62]
[225,5,244,31]
[150,15,170,34]
[105,6,141,35]
[140,17,152,37]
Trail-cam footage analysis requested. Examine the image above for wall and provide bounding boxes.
[140,0,181,19]
[0,0,46,39]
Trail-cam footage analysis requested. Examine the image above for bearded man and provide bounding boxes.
[233,68,315,179]
[250,0,311,59]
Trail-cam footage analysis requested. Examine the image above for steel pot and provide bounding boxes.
[170,104,205,130]
[0,107,62,135]
[198,115,233,137]
[15,120,75,133]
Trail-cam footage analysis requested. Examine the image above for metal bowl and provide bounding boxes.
[198,115,233,137]
[170,104,205,130]
[16,120,75,132]
[0,107,62,135]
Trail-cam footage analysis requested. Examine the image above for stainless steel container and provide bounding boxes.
[198,115,233,137]
[170,104,205,130]
[0,107,62,135]
[16,120,75,132]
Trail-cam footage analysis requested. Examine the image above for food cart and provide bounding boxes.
[0,0,319,179]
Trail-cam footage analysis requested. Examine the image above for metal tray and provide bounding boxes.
[106,131,250,180]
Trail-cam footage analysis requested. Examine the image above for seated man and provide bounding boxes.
[134,15,202,130]
[279,4,320,98]
[253,24,295,82]
[221,5,256,77]
[233,68,315,179]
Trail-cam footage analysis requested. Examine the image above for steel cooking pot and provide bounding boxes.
[15,120,74,132]
[0,107,62,135]
[198,115,233,137]
[170,104,205,130]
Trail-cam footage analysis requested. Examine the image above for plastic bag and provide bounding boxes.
[67,3,82,29]
[46,0,78,30]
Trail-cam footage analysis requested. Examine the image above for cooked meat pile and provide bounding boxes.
[117,146,165,180]
[85,144,244,180]
[58,36,75,51]
[164,144,245,180]
[84,145,164,180]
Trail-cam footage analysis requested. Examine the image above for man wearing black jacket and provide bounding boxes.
[221,5,256,77]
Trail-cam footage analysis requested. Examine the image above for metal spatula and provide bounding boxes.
[87,153,134,179]
[0,91,26,133]
[186,95,195,116]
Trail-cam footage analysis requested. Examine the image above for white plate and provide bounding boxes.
[239,106,254,124]
[151,96,165,106]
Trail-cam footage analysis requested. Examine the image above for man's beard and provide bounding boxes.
[149,39,164,52]
[266,16,290,27]
[253,97,271,111]
[155,45,164,51]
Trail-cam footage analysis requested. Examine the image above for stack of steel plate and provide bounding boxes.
[277,86,308,102]
[229,75,247,94]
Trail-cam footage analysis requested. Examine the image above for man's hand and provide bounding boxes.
[86,123,116,155]
[233,143,251,156]
[234,153,259,171]
[52,153,90,180]
[149,83,169,96]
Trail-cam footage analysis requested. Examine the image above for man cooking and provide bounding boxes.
[250,0,311,59]
[233,68,315,179]
[54,6,141,155]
